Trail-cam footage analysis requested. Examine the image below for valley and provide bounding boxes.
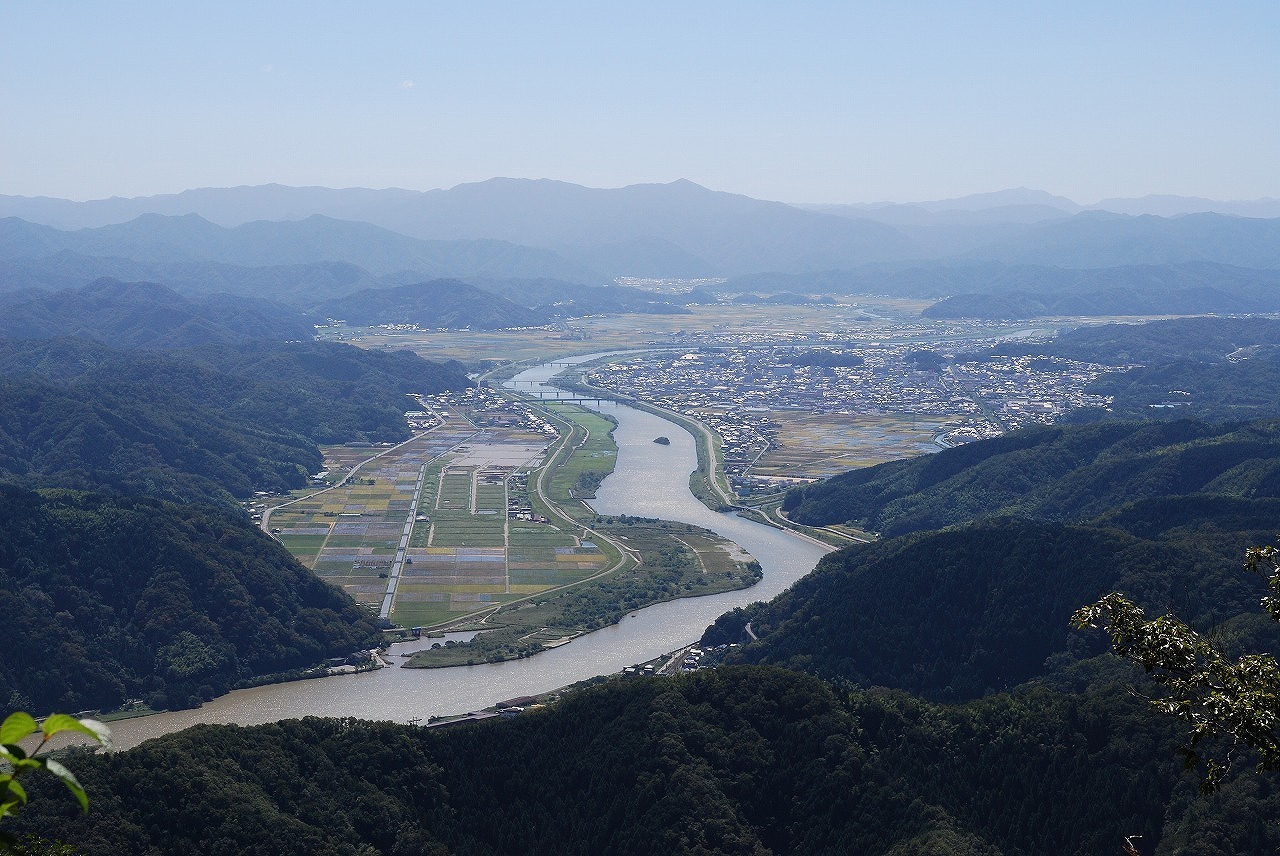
[11,5,1280,850]
[264,369,763,669]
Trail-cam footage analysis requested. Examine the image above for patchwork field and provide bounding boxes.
[404,519,762,668]
[752,412,962,480]
[271,408,620,629]
[332,300,940,363]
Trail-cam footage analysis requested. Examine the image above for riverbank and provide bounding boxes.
[403,518,762,667]
[95,355,831,752]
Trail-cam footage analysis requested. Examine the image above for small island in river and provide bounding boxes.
[653,436,671,445]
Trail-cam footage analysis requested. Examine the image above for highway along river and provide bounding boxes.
[107,355,832,749]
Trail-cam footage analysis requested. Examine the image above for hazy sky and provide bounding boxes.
[4,1,1278,204]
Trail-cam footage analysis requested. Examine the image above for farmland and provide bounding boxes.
[753,411,959,480]
[270,390,628,631]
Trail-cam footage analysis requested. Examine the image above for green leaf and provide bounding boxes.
[42,759,89,813]
[40,714,111,747]
[0,712,37,745]
[1,777,27,807]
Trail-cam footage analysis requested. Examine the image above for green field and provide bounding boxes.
[544,406,619,507]
[269,374,771,639]
[404,519,761,667]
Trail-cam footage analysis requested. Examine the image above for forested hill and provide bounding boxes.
[16,665,1236,855]
[704,511,1278,702]
[174,339,470,443]
[0,374,320,504]
[987,316,1280,423]
[781,419,1280,535]
[313,279,556,329]
[1067,351,1280,423]
[466,276,691,316]
[920,275,1280,318]
[0,277,317,346]
[0,337,469,503]
[0,486,381,715]
[994,315,1280,365]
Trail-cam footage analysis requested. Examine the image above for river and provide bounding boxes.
[105,355,831,750]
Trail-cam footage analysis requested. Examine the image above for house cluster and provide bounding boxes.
[420,386,560,437]
[505,472,550,523]
[583,341,1120,461]
[945,354,1119,430]
[584,347,979,424]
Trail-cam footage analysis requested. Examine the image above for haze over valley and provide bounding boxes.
[6,2,1280,853]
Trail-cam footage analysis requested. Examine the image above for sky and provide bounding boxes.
[3,1,1278,205]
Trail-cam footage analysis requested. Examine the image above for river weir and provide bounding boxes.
[106,355,831,750]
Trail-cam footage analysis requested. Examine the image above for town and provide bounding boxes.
[576,337,1120,497]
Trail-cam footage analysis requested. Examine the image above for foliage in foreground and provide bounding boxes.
[1074,539,1280,791]
[1,712,110,853]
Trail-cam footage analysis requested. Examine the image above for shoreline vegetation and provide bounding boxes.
[547,358,740,511]
[402,370,762,667]
[76,354,768,723]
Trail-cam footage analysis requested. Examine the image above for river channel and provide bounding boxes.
[106,355,832,750]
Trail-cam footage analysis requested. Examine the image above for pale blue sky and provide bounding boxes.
[3,1,1278,204]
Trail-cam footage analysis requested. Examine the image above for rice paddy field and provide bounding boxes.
[323,300,940,363]
[753,411,964,480]
[271,407,619,629]
[404,519,760,668]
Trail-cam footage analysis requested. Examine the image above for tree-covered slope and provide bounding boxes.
[0,486,381,715]
[0,213,603,281]
[993,316,1280,366]
[0,338,468,504]
[465,276,692,315]
[175,339,470,443]
[0,337,469,496]
[922,282,1280,318]
[782,419,1280,535]
[1068,352,1280,423]
[19,666,1254,856]
[0,374,321,504]
[0,278,316,346]
[313,279,556,329]
[705,514,1275,702]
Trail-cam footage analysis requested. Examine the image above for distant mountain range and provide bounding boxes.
[3,180,1280,319]
[0,180,920,276]
[808,186,1280,222]
[0,213,604,281]
[5,180,1278,263]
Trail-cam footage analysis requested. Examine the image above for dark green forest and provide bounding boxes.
[14,666,1276,855]
[0,486,381,715]
[781,418,1280,535]
[0,278,318,347]
[993,316,1280,365]
[314,279,556,329]
[0,336,469,505]
[0,286,469,720]
[1070,353,1280,423]
[703,512,1280,700]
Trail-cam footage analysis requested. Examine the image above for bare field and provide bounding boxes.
[325,300,937,363]
[271,410,618,629]
[754,411,962,480]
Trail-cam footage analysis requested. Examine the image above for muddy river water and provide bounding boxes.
[106,355,831,749]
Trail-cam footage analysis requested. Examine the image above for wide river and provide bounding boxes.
[107,355,832,749]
